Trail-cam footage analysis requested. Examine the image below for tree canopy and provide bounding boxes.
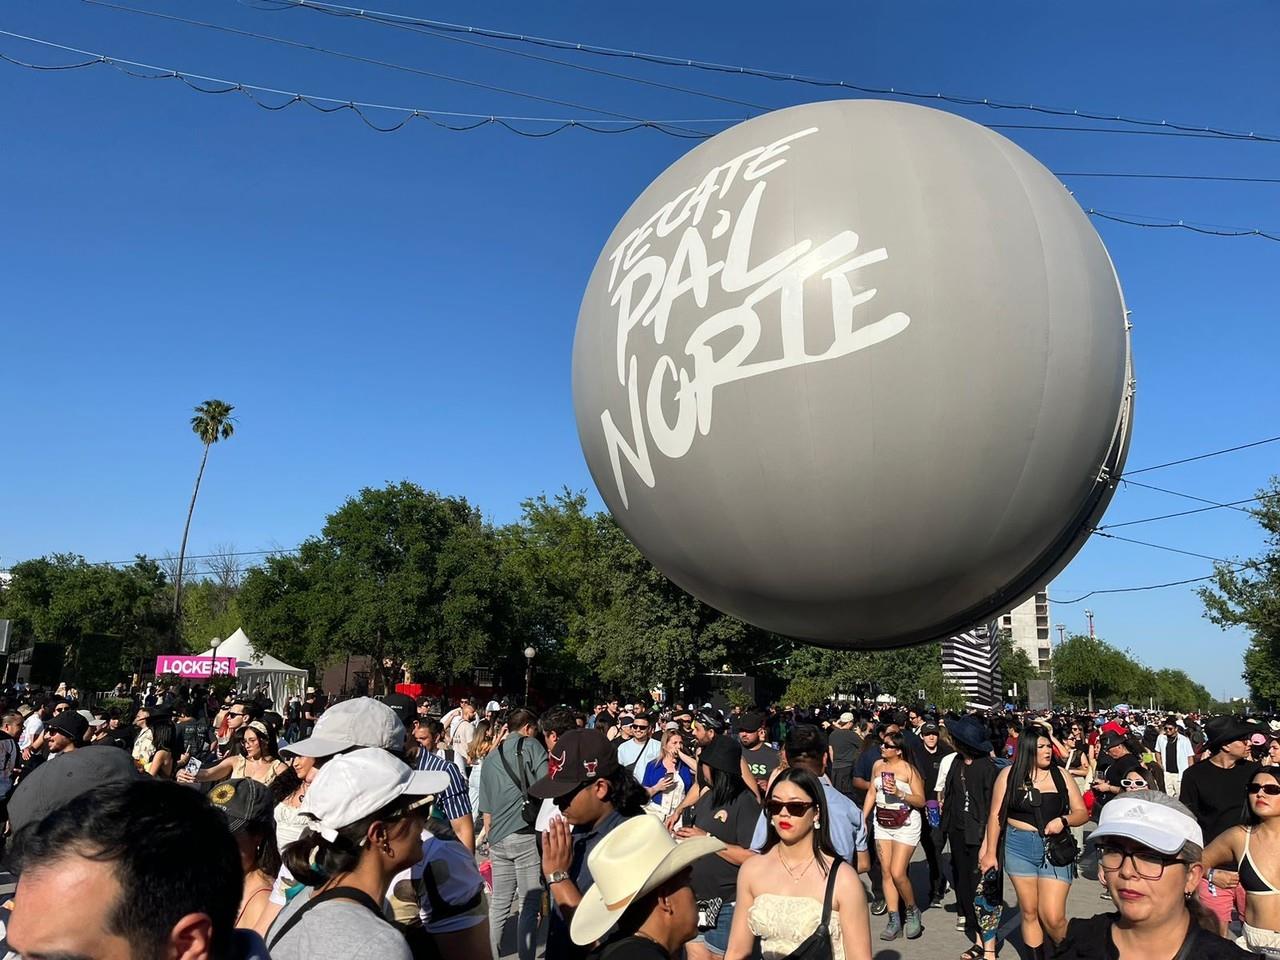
[1199,477,1280,708]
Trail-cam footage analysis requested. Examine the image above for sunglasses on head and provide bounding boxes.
[1249,783,1280,796]
[767,799,816,817]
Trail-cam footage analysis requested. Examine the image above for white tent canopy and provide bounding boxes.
[198,627,308,711]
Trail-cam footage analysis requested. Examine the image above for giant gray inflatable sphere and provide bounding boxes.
[572,100,1134,648]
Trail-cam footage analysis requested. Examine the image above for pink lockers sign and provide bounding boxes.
[154,655,238,679]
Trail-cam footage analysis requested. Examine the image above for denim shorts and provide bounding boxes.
[694,900,736,955]
[1004,824,1074,882]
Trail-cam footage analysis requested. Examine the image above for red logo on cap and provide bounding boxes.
[549,750,565,777]
[584,759,598,777]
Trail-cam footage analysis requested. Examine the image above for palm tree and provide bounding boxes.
[173,400,236,629]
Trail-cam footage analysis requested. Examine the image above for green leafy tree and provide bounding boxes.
[998,630,1037,706]
[1052,634,1127,710]
[174,400,236,628]
[239,483,517,693]
[0,554,173,687]
[1199,477,1280,707]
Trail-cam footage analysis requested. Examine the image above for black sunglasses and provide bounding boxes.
[554,780,590,810]
[766,800,816,817]
[1249,783,1280,796]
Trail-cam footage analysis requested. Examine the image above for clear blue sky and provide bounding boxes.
[2,1,1277,698]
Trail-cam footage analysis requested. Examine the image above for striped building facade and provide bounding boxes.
[942,620,1002,710]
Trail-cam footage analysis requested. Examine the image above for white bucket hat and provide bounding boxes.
[281,697,404,758]
[300,748,450,842]
[570,814,724,946]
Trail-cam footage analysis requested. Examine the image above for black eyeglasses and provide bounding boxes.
[1097,844,1184,880]
[766,800,816,817]
[1249,783,1280,796]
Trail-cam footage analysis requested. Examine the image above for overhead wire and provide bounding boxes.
[240,0,1280,144]
[1096,494,1272,530]
[0,30,718,137]
[1120,479,1261,514]
[1064,172,1280,185]
[1123,434,1280,476]
[1089,531,1234,564]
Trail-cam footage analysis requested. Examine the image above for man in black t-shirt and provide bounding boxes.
[1180,716,1259,935]
[737,710,779,793]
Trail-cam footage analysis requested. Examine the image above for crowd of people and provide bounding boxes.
[0,680,1279,960]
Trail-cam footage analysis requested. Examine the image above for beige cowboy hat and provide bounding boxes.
[570,814,725,946]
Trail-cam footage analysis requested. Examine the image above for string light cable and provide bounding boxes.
[10,27,1280,206]
[0,30,726,137]
[1084,208,1280,243]
[240,0,1280,144]
[1051,562,1256,605]
[71,0,721,133]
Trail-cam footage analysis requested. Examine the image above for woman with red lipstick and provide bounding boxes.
[726,769,872,960]
[1053,791,1249,960]
[1202,767,1280,954]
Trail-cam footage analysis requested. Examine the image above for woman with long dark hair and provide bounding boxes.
[725,768,871,960]
[861,730,926,940]
[982,729,1087,958]
[675,735,761,960]
[145,714,179,779]
[180,720,288,786]
[1202,765,1280,953]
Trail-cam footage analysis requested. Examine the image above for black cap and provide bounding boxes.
[739,710,767,731]
[382,693,417,731]
[46,711,89,743]
[8,745,142,835]
[921,723,939,735]
[1099,730,1126,749]
[529,729,619,800]
[209,778,275,832]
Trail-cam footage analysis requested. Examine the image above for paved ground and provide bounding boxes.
[496,843,1110,959]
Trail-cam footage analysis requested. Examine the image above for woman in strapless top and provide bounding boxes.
[1203,766,1280,953]
[725,768,872,960]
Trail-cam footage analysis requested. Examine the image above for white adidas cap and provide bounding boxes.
[1091,794,1203,854]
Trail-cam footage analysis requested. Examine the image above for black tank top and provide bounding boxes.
[1008,767,1068,823]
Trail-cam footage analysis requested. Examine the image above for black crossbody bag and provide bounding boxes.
[497,736,540,830]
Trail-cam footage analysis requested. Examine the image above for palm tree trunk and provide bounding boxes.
[173,443,211,638]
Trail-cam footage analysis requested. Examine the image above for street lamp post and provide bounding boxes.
[523,646,536,705]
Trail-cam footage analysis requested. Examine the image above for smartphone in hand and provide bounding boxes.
[184,756,202,777]
[681,807,696,829]
[881,771,896,794]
